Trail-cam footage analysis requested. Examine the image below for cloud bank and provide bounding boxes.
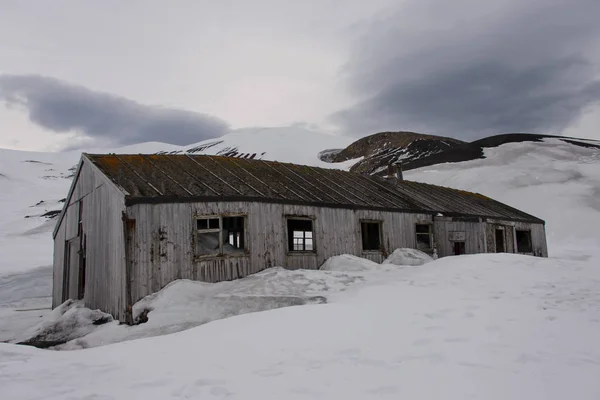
[333,0,600,140]
[0,74,229,147]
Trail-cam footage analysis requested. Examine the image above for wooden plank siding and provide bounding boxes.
[125,201,433,307]
[52,158,128,319]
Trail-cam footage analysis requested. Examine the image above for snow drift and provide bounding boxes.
[383,248,433,266]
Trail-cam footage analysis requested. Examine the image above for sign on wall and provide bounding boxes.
[448,231,466,242]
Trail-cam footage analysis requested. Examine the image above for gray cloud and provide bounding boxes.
[0,74,229,147]
[333,0,600,140]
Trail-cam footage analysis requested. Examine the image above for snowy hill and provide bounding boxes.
[1,129,600,398]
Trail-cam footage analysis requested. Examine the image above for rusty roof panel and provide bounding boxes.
[86,153,544,223]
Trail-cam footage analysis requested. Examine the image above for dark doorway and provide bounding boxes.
[453,241,465,255]
[495,229,505,253]
[516,230,533,253]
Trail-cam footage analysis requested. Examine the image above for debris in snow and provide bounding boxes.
[17,300,113,349]
[22,160,52,165]
[382,248,433,266]
[23,210,61,219]
[40,210,61,219]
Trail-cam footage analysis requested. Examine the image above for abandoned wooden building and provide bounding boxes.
[52,153,548,321]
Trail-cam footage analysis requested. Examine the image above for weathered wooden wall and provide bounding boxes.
[513,221,548,257]
[52,158,127,319]
[126,201,433,307]
[433,217,486,257]
[485,219,547,257]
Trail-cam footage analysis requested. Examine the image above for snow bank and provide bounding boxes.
[382,248,433,266]
[25,267,370,350]
[17,300,113,348]
[319,254,380,271]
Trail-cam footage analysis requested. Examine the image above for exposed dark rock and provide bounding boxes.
[40,210,61,219]
[323,131,600,175]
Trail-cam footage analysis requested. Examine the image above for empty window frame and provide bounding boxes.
[287,218,314,252]
[361,221,382,251]
[196,215,246,256]
[415,223,432,251]
[222,216,245,254]
[516,230,533,253]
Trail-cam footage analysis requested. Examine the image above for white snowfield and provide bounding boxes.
[2,254,600,399]
[1,132,600,399]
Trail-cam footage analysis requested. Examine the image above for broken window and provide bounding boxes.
[287,218,314,252]
[196,217,221,256]
[516,230,533,253]
[196,215,247,256]
[415,223,432,251]
[361,221,382,251]
[222,216,245,254]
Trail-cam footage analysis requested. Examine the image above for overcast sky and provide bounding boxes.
[1,0,599,151]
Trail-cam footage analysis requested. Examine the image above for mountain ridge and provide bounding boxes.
[319,131,600,175]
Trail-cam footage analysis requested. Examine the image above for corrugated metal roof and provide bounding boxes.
[86,153,544,224]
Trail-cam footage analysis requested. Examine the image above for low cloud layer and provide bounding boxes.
[333,0,600,140]
[0,75,229,147]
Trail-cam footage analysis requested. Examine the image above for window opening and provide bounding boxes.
[222,216,245,254]
[196,216,247,256]
[415,223,432,251]
[287,218,314,252]
[516,230,532,253]
[361,221,382,251]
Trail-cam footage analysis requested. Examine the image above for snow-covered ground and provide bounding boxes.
[2,253,599,399]
[1,134,600,399]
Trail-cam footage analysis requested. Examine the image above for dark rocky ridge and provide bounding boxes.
[322,131,464,175]
[322,131,600,175]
